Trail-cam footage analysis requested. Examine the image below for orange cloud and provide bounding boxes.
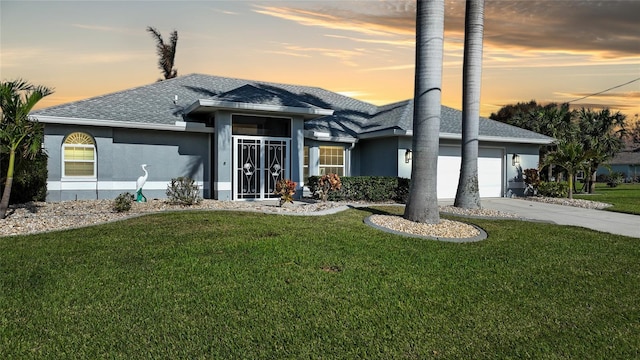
[255,1,640,59]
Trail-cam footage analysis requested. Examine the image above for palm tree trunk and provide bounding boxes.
[589,170,597,193]
[404,0,445,224]
[0,149,16,219]
[568,172,574,199]
[454,0,485,209]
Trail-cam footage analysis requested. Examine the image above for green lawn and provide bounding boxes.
[2,208,639,359]
[575,183,640,215]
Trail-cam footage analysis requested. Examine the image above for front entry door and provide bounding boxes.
[233,136,289,200]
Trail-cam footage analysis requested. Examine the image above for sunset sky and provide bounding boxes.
[1,0,639,118]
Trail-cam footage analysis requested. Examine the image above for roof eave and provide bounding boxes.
[358,128,411,139]
[186,99,334,119]
[358,128,553,144]
[439,132,555,145]
[32,115,215,133]
[303,130,357,143]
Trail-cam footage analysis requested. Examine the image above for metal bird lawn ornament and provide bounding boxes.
[136,164,149,202]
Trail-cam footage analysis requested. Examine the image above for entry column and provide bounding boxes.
[214,112,232,200]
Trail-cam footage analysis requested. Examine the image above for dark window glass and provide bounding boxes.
[232,115,291,137]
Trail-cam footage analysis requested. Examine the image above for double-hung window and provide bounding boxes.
[319,146,344,176]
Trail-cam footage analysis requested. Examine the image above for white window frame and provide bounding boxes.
[303,146,309,184]
[61,134,97,180]
[318,145,345,177]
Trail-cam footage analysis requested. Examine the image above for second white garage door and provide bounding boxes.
[437,146,503,199]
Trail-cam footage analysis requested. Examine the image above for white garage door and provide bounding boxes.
[437,146,503,199]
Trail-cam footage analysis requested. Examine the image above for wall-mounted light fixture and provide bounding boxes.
[512,154,521,166]
[405,149,412,163]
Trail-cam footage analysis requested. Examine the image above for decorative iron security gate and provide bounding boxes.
[233,136,289,200]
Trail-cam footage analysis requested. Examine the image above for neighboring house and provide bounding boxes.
[31,73,553,202]
[597,146,640,182]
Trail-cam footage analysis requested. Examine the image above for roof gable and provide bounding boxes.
[213,84,322,110]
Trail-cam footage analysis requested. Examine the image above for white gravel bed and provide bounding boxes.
[1,197,604,238]
[1,199,509,238]
[367,215,481,240]
[521,196,612,209]
[440,205,518,218]
[0,199,341,237]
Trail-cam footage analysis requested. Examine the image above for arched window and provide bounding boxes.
[62,132,96,178]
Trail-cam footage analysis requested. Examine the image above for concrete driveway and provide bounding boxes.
[478,198,640,239]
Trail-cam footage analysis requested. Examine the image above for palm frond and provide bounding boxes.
[146,26,178,80]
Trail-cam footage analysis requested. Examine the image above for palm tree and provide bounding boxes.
[454,0,485,209]
[403,0,445,224]
[502,103,574,181]
[542,140,591,199]
[575,108,626,193]
[629,114,640,146]
[0,80,53,219]
[146,26,178,81]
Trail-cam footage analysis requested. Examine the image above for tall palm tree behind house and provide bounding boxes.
[146,26,178,81]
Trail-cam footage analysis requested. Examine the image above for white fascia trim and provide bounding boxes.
[357,128,411,139]
[34,116,214,133]
[187,99,334,118]
[303,130,357,144]
[439,132,555,145]
[358,128,553,145]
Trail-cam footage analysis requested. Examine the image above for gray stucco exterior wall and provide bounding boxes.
[44,124,209,201]
[503,143,541,197]
[397,137,413,179]
[358,137,400,177]
[291,116,305,198]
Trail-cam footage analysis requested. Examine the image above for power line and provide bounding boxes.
[567,76,640,104]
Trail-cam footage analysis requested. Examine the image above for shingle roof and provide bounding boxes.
[352,98,553,142]
[32,73,374,125]
[606,147,640,165]
[32,73,552,143]
[212,84,322,109]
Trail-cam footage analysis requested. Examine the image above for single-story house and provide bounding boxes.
[31,73,553,202]
[596,146,640,182]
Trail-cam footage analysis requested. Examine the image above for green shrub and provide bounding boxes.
[538,181,568,198]
[166,177,201,206]
[607,172,625,187]
[113,192,134,212]
[395,177,411,204]
[307,176,410,203]
[0,151,48,204]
